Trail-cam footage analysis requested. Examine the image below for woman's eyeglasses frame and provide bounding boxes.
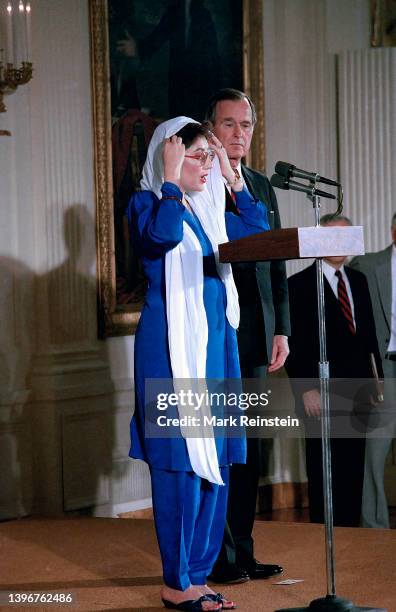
[184,150,216,166]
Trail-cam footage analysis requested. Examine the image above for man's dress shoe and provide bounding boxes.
[208,565,250,585]
[242,559,283,580]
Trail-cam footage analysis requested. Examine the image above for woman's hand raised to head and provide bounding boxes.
[208,133,243,192]
[163,136,185,187]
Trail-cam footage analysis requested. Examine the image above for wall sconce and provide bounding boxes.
[0,1,33,136]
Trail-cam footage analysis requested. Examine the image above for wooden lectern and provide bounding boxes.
[219,225,365,263]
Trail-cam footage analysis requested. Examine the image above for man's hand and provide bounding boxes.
[163,136,185,187]
[268,335,289,373]
[303,389,321,417]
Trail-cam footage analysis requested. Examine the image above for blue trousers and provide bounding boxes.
[150,466,229,590]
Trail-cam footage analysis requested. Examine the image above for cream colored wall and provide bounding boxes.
[264,0,372,276]
[261,0,372,487]
[264,0,392,257]
[0,0,149,519]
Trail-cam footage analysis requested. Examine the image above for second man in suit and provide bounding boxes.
[349,212,396,528]
[286,214,382,526]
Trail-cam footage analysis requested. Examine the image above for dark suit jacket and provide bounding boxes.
[349,246,393,359]
[285,263,382,418]
[226,166,290,370]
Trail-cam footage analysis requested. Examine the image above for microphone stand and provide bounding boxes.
[275,194,386,612]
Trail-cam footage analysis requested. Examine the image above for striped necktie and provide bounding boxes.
[225,185,238,212]
[335,270,355,334]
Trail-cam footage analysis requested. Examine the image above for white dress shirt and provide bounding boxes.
[387,244,396,352]
[322,260,356,324]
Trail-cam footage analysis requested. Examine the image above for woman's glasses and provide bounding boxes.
[184,150,215,166]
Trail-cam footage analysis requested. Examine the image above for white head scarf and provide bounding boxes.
[140,117,239,485]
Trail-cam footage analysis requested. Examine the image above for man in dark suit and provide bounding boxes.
[349,213,396,528]
[285,215,382,526]
[206,89,290,583]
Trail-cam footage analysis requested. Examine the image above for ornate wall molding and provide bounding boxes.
[244,0,266,172]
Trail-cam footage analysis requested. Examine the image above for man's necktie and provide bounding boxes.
[335,270,355,334]
[225,185,238,213]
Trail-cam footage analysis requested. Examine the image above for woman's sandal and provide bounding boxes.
[206,592,237,609]
[162,594,222,611]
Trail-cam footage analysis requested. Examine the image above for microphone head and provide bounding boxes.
[270,173,289,190]
[275,161,294,178]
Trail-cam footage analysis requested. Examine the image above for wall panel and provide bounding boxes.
[338,48,396,251]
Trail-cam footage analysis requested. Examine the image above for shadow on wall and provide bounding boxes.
[0,204,132,520]
[30,204,122,517]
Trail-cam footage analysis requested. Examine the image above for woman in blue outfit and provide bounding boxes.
[128,117,269,611]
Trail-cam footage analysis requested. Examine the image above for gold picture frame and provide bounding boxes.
[90,0,265,337]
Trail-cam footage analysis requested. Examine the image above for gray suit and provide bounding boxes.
[350,245,396,528]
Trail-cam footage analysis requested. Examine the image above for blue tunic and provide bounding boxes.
[128,181,269,472]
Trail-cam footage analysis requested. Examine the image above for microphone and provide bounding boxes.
[270,173,336,200]
[275,161,340,187]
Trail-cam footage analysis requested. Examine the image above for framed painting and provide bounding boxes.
[89,0,265,337]
[371,0,396,46]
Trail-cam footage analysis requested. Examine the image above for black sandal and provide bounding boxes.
[162,594,222,611]
[206,592,237,609]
